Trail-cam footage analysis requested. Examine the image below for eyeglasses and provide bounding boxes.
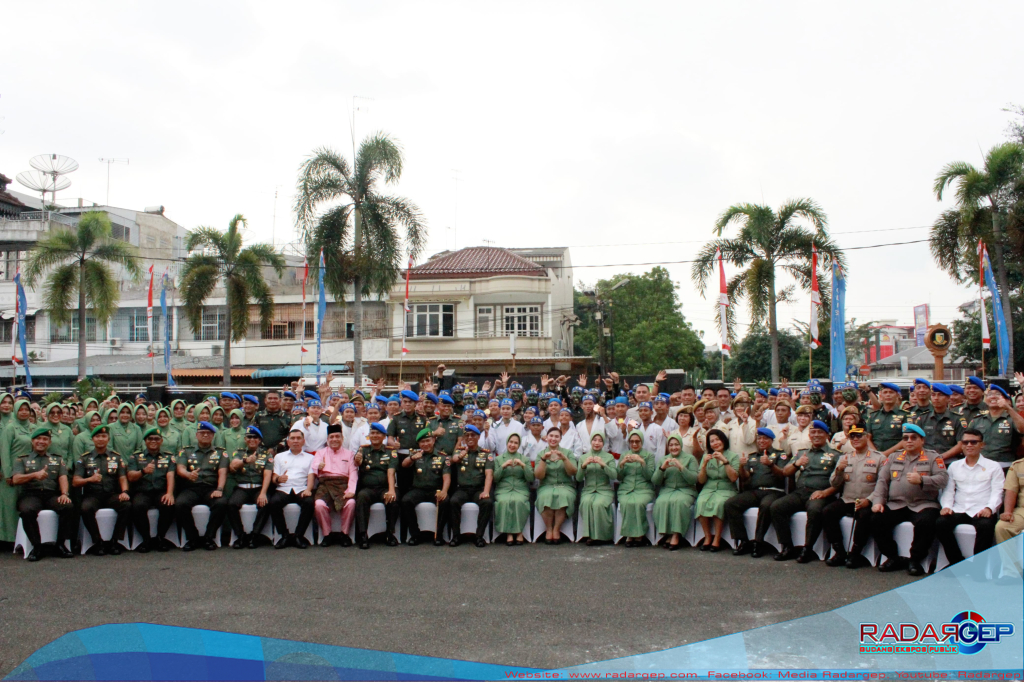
[961,439,982,446]
[901,435,918,441]
[849,432,866,439]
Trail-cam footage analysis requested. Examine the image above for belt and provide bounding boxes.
[755,486,783,492]
[398,448,410,455]
[238,483,258,489]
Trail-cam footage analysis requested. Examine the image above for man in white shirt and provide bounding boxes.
[576,394,607,452]
[491,399,524,455]
[268,429,316,549]
[340,403,368,453]
[636,401,667,464]
[935,427,1005,568]
[292,399,328,454]
[604,397,631,457]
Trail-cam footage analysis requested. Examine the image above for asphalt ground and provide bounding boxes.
[0,539,918,677]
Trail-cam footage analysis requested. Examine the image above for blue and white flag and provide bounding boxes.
[980,242,1010,377]
[830,263,846,384]
[161,270,175,386]
[317,248,326,382]
[14,272,31,388]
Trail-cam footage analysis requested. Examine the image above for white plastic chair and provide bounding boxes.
[413,502,443,540]
[128,508,181,549]
[934,523,982,572]
[231,504,274,545]
[189,505,220,547]
[347,502,400,542]
[690,514,734,549]
[275,503,315,544]
[836,515,877,565]
[446,502,491,543]
[13,510,63,558]
[742,506,779,551]
[613,502,657,545]
[530,504,572,543]
[79,509,131,554]
[878,520,939,572]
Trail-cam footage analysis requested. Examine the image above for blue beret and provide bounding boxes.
[880,382,901,393]
[756,389,768,397]
[374,395,388,404]
[988,383,1010,399]
[242,394,260,405]
[198,421,218,434]
[489,398,500,405]
[560,407,572,415]
[654,394,668,404]
[614,396,629,405]
[220,392,236,399]
[756,427,776,440]
[365,403,380,412]
[902,423,926,438]
[341,403,356,412]
[500,399,514,407]
[510,382,523,390]
[810,420,830,433]
[778,387,792,395]
[638,401,653,410]
[548,398,562,406]
[302,390,318,401]
[530,417,543,425]
[307,398,321,407]
[731,392,737,398]
[582,394,595,404]
[526,389,538,396]
[245,426,263,439]
[440,394,455,405]
[930,382,951,396]
[136,393,147,400]
[464,424,481,435]
[282,391,296,399]
[967,376,986,390]
[807,379,821,387]
[424,392,439,404]
[949,385,964,395]
[913,378,931,388]
[769,388,779,396]
[400,390,419,402]
[387,394,400,403]
[369,422,388,435]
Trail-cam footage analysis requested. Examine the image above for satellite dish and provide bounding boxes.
[30,154,79,175]
[17,170,72,206]
[19,154,77,206]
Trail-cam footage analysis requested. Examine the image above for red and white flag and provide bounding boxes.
[10,267,18,365]
[146,264,154,357]
[401,255,413,356]
[810,244,821,349]
[300,256,309,354]
[979,240,991,350]
[717,248,730,357]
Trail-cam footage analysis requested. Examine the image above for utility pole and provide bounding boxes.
[595,299,605,375]
[98,158,128,206]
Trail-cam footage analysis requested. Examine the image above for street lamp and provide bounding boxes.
[593,278,631,374]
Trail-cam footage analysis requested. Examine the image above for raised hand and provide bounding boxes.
[578,374,587,388]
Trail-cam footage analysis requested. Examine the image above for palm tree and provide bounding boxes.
[295,133,426,385]
[691,199,845,383]
[24,211,142,381]
[934,142,1024,372]
[178,214,285,386]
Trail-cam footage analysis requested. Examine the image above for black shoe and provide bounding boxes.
[181,541,195,552]
[774,545,799,561]
[796,547,817,563]
[407,536,420,546]
[449,536,461,547]
[826,547,848,567]
[475,537,487,548]
[89,543,107,556]
[158,538,174,552]
[231,536,245,549]
[136,539,151,554]
[698,539,710,551]
[26,549,40,562]
[732,541,752,556]
[203,537,218,551]
[106,541,122,556]
[708,543,721,553]
[321,534,335,547]
[750,542,765,558]
[56,544,74,559]
[295,535,310,549]
[878,557,906,572]
[433,537,445,546]
[247,535,261,549]
[907,559,925,576]
[385,534,399,547]
[846,551,870,569]
[359,538,371,549]
[274,537,288,549]
[339,534,353,547]
[668,542,681,551]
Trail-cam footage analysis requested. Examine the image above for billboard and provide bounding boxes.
[914,303,930,346]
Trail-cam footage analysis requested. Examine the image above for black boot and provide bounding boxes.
[907,559,925,576]
[732,540,753,556]
[825,544,847,567]
[136,537,152,554]
[774,544,799,561]
[750,541,765,558]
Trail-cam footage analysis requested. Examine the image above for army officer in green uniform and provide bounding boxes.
[968,384,1024,466]
[72,424,131,556]
[770,420,839,563]
[226,426,275,549]
[126,427,177,553]
[726,427,788,557]
[11,428,75,560]
[430,393,464,457]
[398,428,451,546]
[448,424,494,547]
[387,389,429,510]
[174,421,229,551]
[911,382,967,462]
[354,422,400,549]
[866,382,909,456]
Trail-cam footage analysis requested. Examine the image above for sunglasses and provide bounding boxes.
[849,432,866,438]
[961,439,982,446]
[901,435,919,441]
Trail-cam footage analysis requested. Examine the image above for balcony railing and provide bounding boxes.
[2,211,77,227]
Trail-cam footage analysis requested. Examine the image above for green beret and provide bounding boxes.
[142,427,162,440]
[416,428,434,442]
[30,427,51,439]
[91,425,110,437]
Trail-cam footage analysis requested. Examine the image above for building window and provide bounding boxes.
[504,305,541,337]
[0,251,24,281]
[50,316,106,343]
[476,306,495,337]
[200,307,227,341]
[0,317,35,343]
[406,303,454,338]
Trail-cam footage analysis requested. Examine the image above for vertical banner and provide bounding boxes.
[317,248,325,382]
[401,255,412,357]
[980,242,1010,376]
[830,263,846,384]
[14,272,31,388]
[809,245,821,349]
[716,248,730,356]
[978,240,991,352]
[146,264,154,358]
[300,256,309,355]
[913,304,930,346]
[161,270,175,386]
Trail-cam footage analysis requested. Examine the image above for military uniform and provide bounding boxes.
[869,448,948,564]
[387,411,428,497]
[252,409,292,453]
[912,409,966,456]
[449,447,494,539]
[430,416,464,457]
[995,457,1024,543]
[125,448,176,548]
[226,447,274,543]
[725,447,788,549]
[173,445,230,547]
[354,445,398,541]
[866,407,909,453]
[399,450,451,540]
[956,400,985,425]
[13,451,74,552]
[74,450,131,549]
[769,445,840,556]
[822,448,882,562]
[968,410,1020,464]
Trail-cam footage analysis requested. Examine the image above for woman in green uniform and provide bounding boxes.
[0,393,14,430]
[210,406,226,430]
[109,404,141,460]
[216,410,246,458]
[617,428,656,547]
[133,404,149,432]
[653,432,699,550]
[535,427,578,544]
[73,412,103,459]
[45,403,74,467]
[185,404,197,424]
[493,432,534,545]
[73,397,99,434]
[576,432,616,546]
[155,408,181,455]
[0,399,37,542]
[695,428,739,552]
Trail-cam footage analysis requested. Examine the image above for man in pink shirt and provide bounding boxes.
[312,423,358,546]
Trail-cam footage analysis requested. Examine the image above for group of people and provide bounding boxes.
[1,368,1023,578]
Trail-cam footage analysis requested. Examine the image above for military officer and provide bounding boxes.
[870,423,949,576]
[430,394,464,457]
[72,424,131,556]
[908,379,932,419]
[253,390,293,454]
[911,382,967,462]
[726,427,788,558]
[387,389,428,516]
[866,382,909,456]
[399,428,451,545]
[448,424,494,547]
[770,420,840,562]
[241,395,260,429]
[354,422,399,548]
[226,426,274,549]
[958,376,986,424]
[126,427,177,553]
[821,421,880,568]
[11,428,74,560]
[968,384,1024,466]
[174,421,230,551]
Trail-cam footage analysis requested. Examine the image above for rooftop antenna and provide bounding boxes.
[27,154,78,205]
[16,170,71,208]
[271,185,282,247]
[482,239,495,247]
[98,158,129,205]
[349,95,374,162]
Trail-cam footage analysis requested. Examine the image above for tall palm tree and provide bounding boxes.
[295,133,426,385]
[24,211,142,381]
[691,199,845,383]
[178,214,285,386]
[934,142,1024,372]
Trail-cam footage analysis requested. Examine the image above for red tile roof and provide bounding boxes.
[409,247,547,280]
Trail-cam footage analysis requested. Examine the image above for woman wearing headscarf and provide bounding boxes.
[210,406,227,430]
[0,399,37,542]
[492,432,534,545]
[0,393,15,430]
[617,428,656,547]
[653,432,699,550]
[185,404,197,425]
[73,412,103,459]
[155,408,181,455]
[45,403,74,467]
[216,410,247,457]
[111,403,143,459]
[133,404,149,432]
[576,432,616,545]
[535,426,578,544]
[695,428,740,551]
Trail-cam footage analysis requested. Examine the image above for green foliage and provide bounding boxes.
[573,267,704,374]
[728,329,806,382]
[74,377,113,403]
[43,391,64,405]
[951,298,1024,375]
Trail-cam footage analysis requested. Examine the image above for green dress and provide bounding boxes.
[109,411,142,464]
[215,409,246,498]
[695,450,740,518]
[72,412,102,459]
[492,452,535,534]
[535,447,577,515]
[73,399,100,434]
[617,431,656,538]
[157,417,182,456]
[0,402,35,541]
[46,419,75,468]
[168,401,197,449]
[576,449,616,541]
[652,438,699,535]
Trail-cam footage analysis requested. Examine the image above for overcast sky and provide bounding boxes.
[2,2,1022,355]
